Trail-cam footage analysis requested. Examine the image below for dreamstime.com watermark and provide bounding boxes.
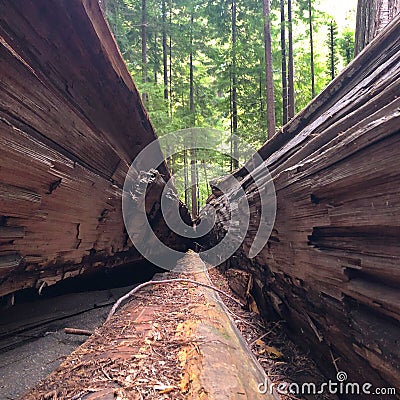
[257,371,397,396]
[122,128,277,272]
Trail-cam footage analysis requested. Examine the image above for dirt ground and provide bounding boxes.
[0,286,136,400]
[2,252,338,400]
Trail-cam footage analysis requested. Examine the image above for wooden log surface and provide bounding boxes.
[0,0,190,298]
[201,15,400,393]
[23,252,275,400]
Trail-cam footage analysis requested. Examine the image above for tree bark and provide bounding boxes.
[232,0,239,168]
[308,0,315,99]
[141,0,148,102]
[191,150,197,217]
[287,0,295,119]
[263,0,276,139]
[329,21,335,80]
[280,0,288,125]
[189,14,197,217]
[169,6,173,116]
[355,0,400,55]
[162,0,168,101]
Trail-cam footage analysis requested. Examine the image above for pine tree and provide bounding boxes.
[327,20,339,80]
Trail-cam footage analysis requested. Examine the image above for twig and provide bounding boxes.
[304,312,323,342]
[250,329,273,347]
[225,307,263,330]
[106,279,244,322]
[44,390,57,400]
[64,328,93,336]
[249,321,282,346]
[330,348,340,372]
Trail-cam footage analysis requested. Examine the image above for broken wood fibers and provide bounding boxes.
[23,252,276,400]
[0,0,190,298]
[200,15,400,393]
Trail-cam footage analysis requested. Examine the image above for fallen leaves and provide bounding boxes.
[154,384,176,394]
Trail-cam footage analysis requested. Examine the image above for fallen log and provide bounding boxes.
[23,253,276,400]
[0,0,190,299]
[201,14,400,393]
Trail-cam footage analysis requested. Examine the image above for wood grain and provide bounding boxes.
[0,0,189,297]
[201,14,400,392]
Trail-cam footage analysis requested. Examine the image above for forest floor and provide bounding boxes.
[0,286,136,399]
[20,251,337,400]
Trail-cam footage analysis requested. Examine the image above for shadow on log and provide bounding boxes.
[200,15,400,393]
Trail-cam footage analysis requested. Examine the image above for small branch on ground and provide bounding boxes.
[106,278,244,322]
[64,328,93,336]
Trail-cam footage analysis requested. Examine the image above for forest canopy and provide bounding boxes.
[102,0,357,214]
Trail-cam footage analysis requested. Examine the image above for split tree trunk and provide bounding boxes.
[0,0,191,297]
[201,14,400,394]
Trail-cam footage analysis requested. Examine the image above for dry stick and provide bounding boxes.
[64,328,93,336]
[249,321,282,346]
[106,278,244,322]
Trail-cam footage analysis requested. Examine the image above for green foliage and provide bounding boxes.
[104,0,355,210]
[338,28,355,66]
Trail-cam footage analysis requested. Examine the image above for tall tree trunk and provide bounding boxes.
[229,64,233,172]
[263,0,276,139]
[169,0,173,115]
[232,0,239,169]
[202,160,210,197]
[189,15,195,125]
[280,0,288,125]
[184,149,188,205]
[308,0,315,98]
[189,14,197,217]
[355,0,400,55]
[329,21,335,80]
[162,0,168,101]
[141,0,148,102]
[153,33,158,84]
[191,149,197,217]
[287,0,295,119]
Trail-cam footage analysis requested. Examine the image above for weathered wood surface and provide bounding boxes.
[0,0,189,298]
[23,252,275,400]
[201,15,400,392]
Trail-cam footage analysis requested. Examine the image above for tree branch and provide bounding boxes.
[106,278,244,322]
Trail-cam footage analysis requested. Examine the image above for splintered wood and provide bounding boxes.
[0,0,189,298]
[23,252,274,400]
[201,15,400,394]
